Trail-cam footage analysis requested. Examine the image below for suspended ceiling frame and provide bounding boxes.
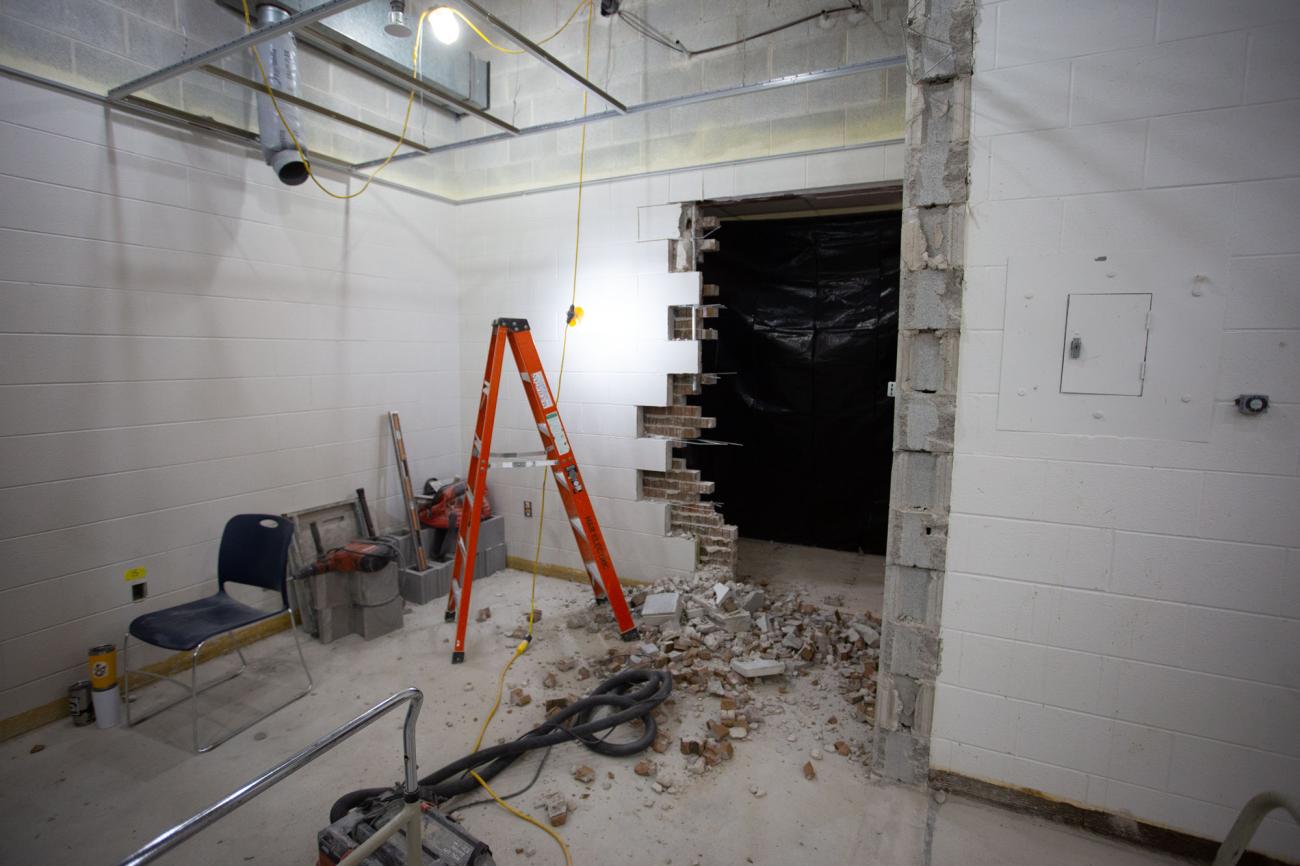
[31,0,905,200]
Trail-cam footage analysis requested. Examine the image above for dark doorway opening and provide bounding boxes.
[689,206,900,555]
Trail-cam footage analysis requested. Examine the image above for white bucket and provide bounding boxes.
[91,686,120,729]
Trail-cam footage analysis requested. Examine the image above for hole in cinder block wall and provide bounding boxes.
[691,190,903,564]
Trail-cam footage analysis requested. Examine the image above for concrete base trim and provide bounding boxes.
[0,611,297,742]
[930,769,1291,866]
[504,555,650,588]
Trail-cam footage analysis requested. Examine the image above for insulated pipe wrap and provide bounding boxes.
[254,4,308,185]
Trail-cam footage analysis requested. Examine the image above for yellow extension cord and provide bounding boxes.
[244,3,597,859]
[240,0,590,199]
[469,4,596,865]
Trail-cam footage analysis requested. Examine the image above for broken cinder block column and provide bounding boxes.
[872,0,973,787]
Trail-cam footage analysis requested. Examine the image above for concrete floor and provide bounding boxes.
[0,569,1191,866]
[737,538,886,612]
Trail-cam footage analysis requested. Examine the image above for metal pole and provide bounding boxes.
[457,0,627,113]
[202,64,433,151]
[354,56,905,169]
[107,0,371,101]
[116,687,423,866]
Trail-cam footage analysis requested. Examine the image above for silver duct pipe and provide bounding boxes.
[254,4,308,185]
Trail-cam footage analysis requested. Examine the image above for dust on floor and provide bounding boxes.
[0,569,1189,866]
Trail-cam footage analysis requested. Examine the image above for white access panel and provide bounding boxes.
[1060,293,1151,396]
[998,251,1226,442]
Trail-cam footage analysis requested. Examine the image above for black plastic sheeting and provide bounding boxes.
[691,211,899,554]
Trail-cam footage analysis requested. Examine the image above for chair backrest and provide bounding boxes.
[217,514,296,606]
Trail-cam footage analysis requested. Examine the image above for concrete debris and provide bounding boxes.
[558,567,881,796]
[476,607,491,623]
[543,672,558,689]
[545,793,568,827]
[640,591,684,626]
[573,765,595,784]
[509,688,531,707]
[524,609,543,624]
[730,657,784,679]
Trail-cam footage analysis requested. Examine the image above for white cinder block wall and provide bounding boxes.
[0,77,463,722]
[933,1,1300,858]
[453,143,903,584]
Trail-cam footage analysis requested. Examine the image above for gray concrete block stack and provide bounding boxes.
[399,515,507,605]
[305,561,404,644]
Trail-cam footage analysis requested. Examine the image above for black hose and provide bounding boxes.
[328,668,671,823]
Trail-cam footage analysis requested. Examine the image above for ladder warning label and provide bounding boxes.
[532,372,552,409]
[545,411,569,456]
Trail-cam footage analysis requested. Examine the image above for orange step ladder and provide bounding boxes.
[446,318,640,662]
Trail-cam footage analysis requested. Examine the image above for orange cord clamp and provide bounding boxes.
[446,318,640,662]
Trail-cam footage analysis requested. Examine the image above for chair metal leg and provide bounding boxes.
[191,643,202,754]
[195,608,312,754]
[288,601,314,692]
[123,637,248,730]
[123,633,133,726]
[122,609,313,753]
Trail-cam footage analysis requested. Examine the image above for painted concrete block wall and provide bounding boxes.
[454,141,903,583]
[934,1,1300,858]
[0,77,462,721]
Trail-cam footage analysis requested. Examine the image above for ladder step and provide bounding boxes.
[489,450,558,468]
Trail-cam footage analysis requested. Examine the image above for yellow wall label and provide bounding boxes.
[124,566,147,582]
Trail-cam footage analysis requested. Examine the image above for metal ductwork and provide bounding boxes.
[254,3,309,185]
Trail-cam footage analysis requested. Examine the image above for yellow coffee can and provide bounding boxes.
[88,643,117,691]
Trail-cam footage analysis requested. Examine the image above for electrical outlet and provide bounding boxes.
[132,581,148,602]
[523,501,533,518]
[886,381,896,397]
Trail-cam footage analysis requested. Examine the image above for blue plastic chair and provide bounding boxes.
[122,514,313,752]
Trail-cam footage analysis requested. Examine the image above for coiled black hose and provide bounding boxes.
[329,668,672,823]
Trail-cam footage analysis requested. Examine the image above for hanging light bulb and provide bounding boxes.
[384,1,412,37]
[428,6,461,45]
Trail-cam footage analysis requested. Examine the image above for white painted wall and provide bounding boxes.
[934,1,1300,858]
[453,143,903,583]
[0,76,462,721]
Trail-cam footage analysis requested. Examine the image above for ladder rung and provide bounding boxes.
[489,450,557,468]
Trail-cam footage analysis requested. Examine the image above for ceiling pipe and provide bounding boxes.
[254,4,309,186]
